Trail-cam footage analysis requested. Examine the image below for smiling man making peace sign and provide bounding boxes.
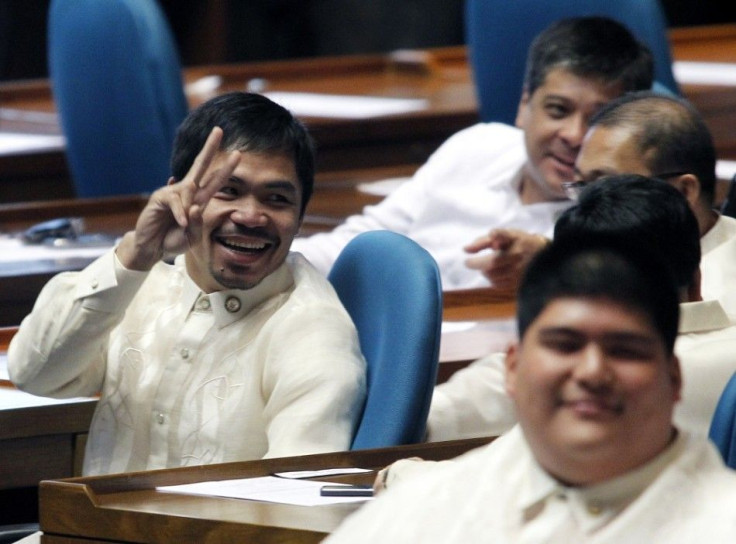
[9,92,366,476]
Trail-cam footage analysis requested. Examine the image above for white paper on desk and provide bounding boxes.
[264,91,429,119]
[0,132,66,156]
[673,61,736,86]
[440,319,517,363]
[0,236,111,264]
[274,467,372,479]
[158,476,372,506]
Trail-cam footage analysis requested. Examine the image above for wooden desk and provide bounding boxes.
[38,437,492,543]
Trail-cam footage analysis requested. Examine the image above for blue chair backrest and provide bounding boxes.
[48,0,189,197]
[328,231,443,449]
[709,372,736,468]
[465,0,679,125]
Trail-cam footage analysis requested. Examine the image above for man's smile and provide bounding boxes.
[559,395,625,418]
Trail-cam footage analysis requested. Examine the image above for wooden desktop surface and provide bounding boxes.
[3,24,736,203]
[38,436,493,544]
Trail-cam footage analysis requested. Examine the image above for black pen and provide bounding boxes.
[320,484,374,497]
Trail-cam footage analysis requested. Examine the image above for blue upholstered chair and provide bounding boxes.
[327,231,443,450]
[465,0,679,125]
[709,372,736,468]
[47,0,188,197]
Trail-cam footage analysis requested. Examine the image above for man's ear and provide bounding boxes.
[515,91,531,129]
[669,173,701,207]
[505,342,521,398]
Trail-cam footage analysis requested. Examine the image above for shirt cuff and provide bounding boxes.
[72,249,148,311]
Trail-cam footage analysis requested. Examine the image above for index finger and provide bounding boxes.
[191,148,242,209]
[187,126,225,189]
[464,229,512,253]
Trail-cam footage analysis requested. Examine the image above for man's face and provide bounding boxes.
[505,297,681,485]
[575,124,652,182]
[515,68,624,204]
[185,149,302,293]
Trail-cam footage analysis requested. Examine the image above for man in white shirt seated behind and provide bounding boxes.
[291,16,654,290]
[7,92,366,476]
[325,233,736,543]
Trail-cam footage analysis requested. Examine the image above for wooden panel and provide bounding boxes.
[0,399,96,441]
[670,24,736,61]
[0,434,72,490]
[442,288,516,321]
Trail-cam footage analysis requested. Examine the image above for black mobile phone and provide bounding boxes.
[320,484,374,497]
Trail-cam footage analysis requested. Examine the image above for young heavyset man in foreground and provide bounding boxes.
[8,92,366,476]
[291,16,654,289]
[325,238,736,543]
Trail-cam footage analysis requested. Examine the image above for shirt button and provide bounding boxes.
[156,413,166,424]
[180,348,190,359]
[587,503,602,515]
[225,296,241,313]
[199,297,211,310]
[90,279,99,290]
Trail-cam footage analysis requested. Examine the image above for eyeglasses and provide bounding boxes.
[562,171,691,202]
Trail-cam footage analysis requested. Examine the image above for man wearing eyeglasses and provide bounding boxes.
[573,91,736,309]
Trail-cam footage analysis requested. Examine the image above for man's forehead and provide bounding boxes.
[533,67,624,98]
[526,296,662,338]
[576,125,651,177]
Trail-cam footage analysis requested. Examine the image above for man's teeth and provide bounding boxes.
[223,240,267,250]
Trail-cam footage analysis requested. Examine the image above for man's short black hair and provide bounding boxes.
[524,17,654,96]
[170,92,315,217]
[518,236,680,356]
[554,174,701,291]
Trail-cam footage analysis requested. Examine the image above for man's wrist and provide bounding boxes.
[115,231,159,271]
